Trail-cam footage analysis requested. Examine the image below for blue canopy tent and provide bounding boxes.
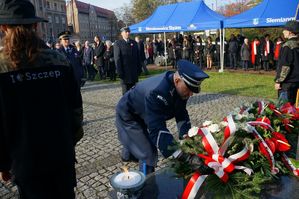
[224,0,299,28]
[129,0,226,68]
[129,0,225,33]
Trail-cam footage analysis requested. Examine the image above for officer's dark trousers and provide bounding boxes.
[116,103,158,169]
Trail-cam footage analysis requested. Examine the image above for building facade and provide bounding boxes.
[66,0,118,42]
[45,0,68,42]
[29,0,67,42]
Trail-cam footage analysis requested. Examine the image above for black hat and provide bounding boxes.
[58,31,72,40]
[177,59,209,93]
[284,21,299,34]
[120,26,130,32]
[0,0,47,25]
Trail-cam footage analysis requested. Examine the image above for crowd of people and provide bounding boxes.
[142,32,284,72]
[44,29,286,88]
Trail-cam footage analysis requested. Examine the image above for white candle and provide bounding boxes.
[113,171,142,187]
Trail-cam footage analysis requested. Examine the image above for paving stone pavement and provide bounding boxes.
[0,81,264,199]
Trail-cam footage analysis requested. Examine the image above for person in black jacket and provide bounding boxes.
[94,35,106,80]
[228,34,239,70]
[83,40,95,81]
[104,40,116,81]
[0,1,83,198]
[135,36,149,75]
[275,21,299,105]
[114,27,142,95]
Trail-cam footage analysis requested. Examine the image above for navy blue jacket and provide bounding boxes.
[116,71,191,157]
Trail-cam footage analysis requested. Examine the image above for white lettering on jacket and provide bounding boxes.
[10,70,61,83]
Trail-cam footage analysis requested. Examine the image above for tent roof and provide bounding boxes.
[224,0,299,28]
[130,0,224,33]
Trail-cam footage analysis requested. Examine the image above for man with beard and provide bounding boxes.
[115,59,209,174]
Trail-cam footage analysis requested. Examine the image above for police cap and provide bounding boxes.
[120,26,130,33]
[177,59,209,93]
[284,21,299,34]
[58,31,72,40]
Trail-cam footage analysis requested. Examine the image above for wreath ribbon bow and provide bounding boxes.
[182,117,252,199]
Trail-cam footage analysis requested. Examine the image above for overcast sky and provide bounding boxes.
[76,0,229,11]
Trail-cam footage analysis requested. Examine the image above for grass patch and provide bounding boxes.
[201,71,277,100]
[90,69,277,100]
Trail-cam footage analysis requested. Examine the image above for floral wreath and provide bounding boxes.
[172,101,299,199]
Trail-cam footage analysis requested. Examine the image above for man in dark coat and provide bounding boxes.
[114,27,142,95]
[83,40,95,81]
[115,60,209,174]
[94,35,105,80]
[58,31,85,87]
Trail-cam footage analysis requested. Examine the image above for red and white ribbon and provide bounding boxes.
[246,122,279,174]
[181,172,208,199]
[224,115,237,142]
[257,101,266,115]
[281,153,299,176]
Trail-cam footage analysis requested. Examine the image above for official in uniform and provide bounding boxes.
[275,21,299,105]
[0,0,83,198]
[115,59,209,174]
[114,27,142,95]
[58,30,85,87]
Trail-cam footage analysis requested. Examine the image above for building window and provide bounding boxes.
[62,17,65,24]
[46,1,50,9]
[55,16,59,24]
[61,4,65,12]
[54,3,57,11]
[48,16,52,23]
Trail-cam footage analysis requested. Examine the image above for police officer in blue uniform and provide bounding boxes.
[58,31,85,87]
[115,59,209,174]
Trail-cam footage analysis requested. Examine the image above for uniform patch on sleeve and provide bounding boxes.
[157,95,168,106]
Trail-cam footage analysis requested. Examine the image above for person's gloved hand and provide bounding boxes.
[173,150,214,175]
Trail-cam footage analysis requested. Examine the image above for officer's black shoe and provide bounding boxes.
[121,154,139,163]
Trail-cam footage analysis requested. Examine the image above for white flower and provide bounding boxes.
[188,127,199,137]
[220,121,228,128]
[208,124,220,133]
[203,120,213,127]
[234,114,243,121]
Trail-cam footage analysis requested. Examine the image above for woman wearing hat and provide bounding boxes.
[0,0,83,198]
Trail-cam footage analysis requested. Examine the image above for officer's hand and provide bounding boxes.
[0,171,11,182]
[188,155,214,175]
[173,150,213,175]
[275,83,281,90]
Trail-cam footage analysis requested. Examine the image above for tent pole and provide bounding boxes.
[164,32,168,70]
[222,28,225,72]
[219,28,223,73]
